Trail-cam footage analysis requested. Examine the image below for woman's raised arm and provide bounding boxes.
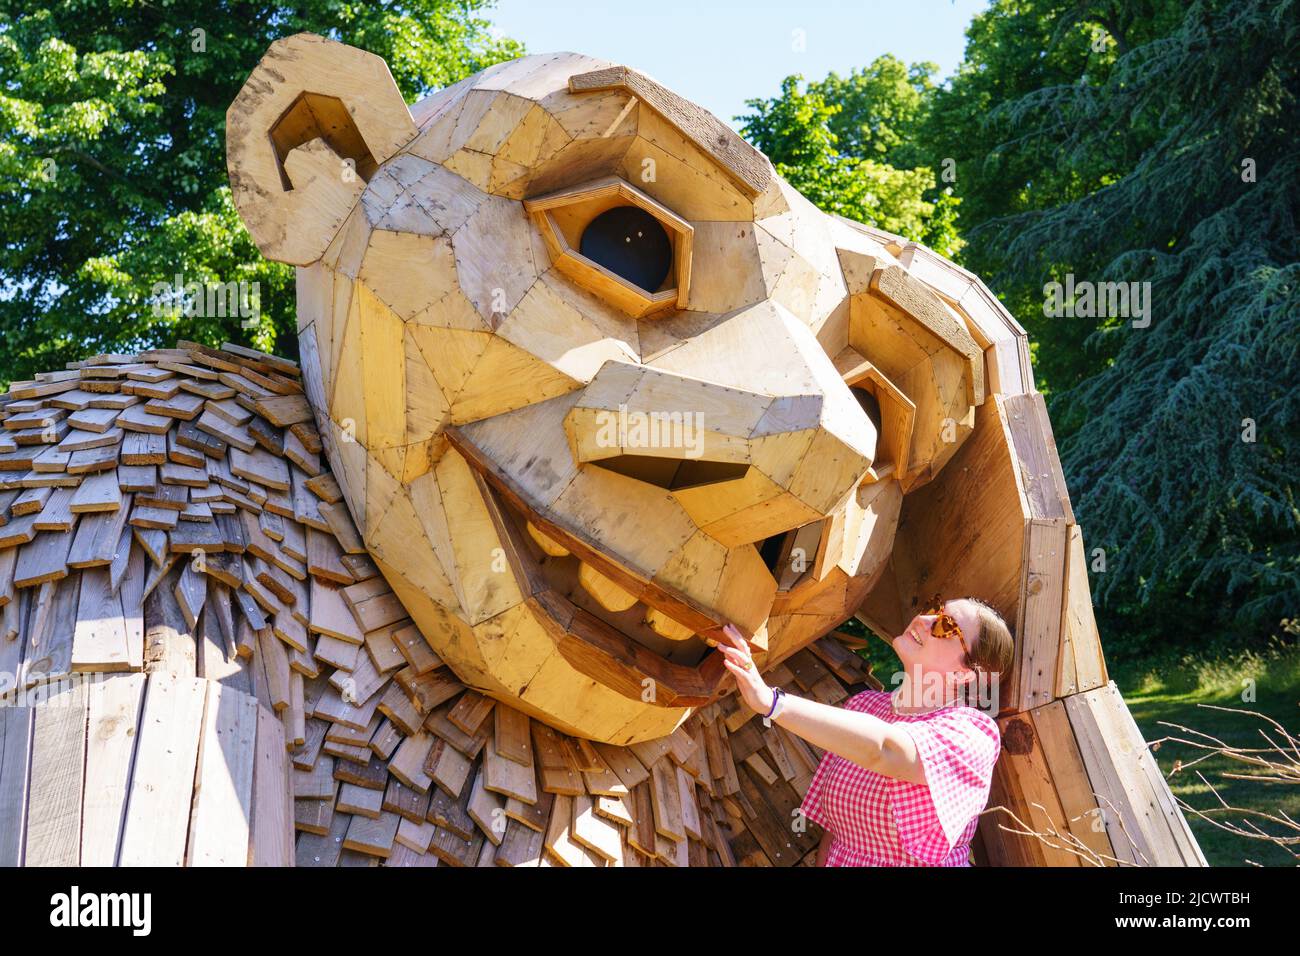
[717,625,927,786]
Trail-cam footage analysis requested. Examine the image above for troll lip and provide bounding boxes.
[444,424,760,642]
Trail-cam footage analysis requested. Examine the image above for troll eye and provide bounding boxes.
[580,205,672,293]
[524,175,693,318]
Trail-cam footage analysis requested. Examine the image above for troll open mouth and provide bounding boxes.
[447,424,737,709]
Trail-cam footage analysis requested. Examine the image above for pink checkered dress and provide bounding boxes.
[798,689,1001,866]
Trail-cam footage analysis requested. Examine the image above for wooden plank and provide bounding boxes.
[338,781,385,818]
[121,544,145,669]
[25,577,80,682]
[1005,392,1074,522]
[66,439,121,473]
[174,560,208,631]
[72,567,131,672]
[447,690,495,736]
[254,393,313,427]
[160,461,208,487]
[230,446,290,491]
[119,673,208,865]
[425,736,474,798]
[987,710,1082,866]
[295,796,334,836]
[343,810,400,858]
[204,397,252,427]
[482,729,537,805]
[293,754,337,801]
[220,342,301,378]
[1057,524,1108,697]
[296,809,349,866]
[542,793,596,867]
[33,486,76,531]
[362,625,405,675]
[305,526,348,581]
[531,720,584,795]
[1011,517,1069,713]
[569,790,622,862]
[67,497,133,567]
[0,706,34,866]
[142,569,197,677]
[1062,689,1147,866]
[186,682,259,866]
[1027,698,1116,864]
[389,621,442,675]
[81,673,146,866]
[122,431,167,465]
[387,731,435,793]
[384,774,432,825]
[676,764,702,839]
[494,704,533,766]
[591,741,650,791]
[24,679,89,866]
[495,817,546,867]
[394,816,438,855]
[70,468,122,513]
[467,769,507,845]
[146,390,205,421]
[256,627,292,713]
[648,757,685,843]
[116,403,172,434]
[67,406,120,433]
[1088,682,1204,866]
[11,485,52,516]
[13,529,73,587]
[308,577,363,643]
[194,409,255,452]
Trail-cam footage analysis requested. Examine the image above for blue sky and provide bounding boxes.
[487,0,989,130]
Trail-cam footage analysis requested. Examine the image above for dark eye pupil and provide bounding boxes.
[580,206,672,293]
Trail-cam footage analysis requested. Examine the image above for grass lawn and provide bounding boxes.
[1113,639,1300,867]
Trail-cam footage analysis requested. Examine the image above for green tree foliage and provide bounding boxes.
[917,0,1189,394]
[810,55,936,168]
[0,1,521,387]
[737,59,961,259]
[750,3,1297,651]
[932,0,1300,649]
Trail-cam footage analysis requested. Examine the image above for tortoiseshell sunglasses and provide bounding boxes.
[922,594,977,667]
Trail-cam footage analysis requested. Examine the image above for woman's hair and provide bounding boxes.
[959,596,1015,681]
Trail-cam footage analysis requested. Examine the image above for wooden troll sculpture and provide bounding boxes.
[0,35,1203,868]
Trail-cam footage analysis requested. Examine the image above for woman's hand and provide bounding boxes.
[717,623,775,715]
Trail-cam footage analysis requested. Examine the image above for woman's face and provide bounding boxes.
[891,598,980,683]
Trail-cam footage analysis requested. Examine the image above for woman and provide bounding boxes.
[719,596,1014,867]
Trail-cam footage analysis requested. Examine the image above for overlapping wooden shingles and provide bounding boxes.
[0,342,309,864]
[292,602,874,868]
[0,341,298,685]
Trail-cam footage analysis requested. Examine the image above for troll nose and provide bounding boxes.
[563,362,876,546]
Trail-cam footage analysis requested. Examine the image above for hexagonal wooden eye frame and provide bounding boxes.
[523,176,693,318]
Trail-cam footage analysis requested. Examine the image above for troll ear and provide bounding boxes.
[226,33,416,265]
